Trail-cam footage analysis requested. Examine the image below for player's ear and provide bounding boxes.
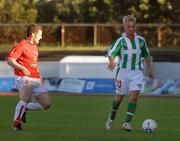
[31,33,35,38]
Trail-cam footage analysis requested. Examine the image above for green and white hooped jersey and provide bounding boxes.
[107,33,150,70]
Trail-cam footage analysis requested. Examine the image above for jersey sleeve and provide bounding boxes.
[107,37,122,57]
[7,43,25,60]
[140,37,150,58]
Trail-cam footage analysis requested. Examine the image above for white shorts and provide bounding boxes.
[115,69,144,95]
[15,76,48,101]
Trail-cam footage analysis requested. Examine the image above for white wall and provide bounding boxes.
[39,61,59,77]
[1,56,180,80]
[153,62,180,80]
[0,61,14,77]
[59,56,180,80]
[0,61,59,78]
[59,56,117,78]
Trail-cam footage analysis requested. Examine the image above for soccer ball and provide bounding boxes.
[142,119,157,133]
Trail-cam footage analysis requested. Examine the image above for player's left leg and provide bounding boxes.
[122,90,139,131]
[37,92,51,110]
[21,93,51,124]
[22,78,51,124]
[22,93,51,125]
[26,102,43,111]
[122,70,143,131]
[21,102,44,123]
[125,90,139,123]
[31,77,51,110]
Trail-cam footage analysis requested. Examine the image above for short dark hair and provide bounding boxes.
[27,24,43,37]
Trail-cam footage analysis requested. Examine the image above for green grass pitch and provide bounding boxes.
[0,94,180,141]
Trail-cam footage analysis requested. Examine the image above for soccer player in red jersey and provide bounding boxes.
[7,24,51,131]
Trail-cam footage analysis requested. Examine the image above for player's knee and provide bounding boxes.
[38,93,51,110]
[130,91,139,102]
[43,101,51,110]
[131,96,138,102]
[23,97,31,103]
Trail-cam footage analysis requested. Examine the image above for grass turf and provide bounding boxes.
[0,94,180,141]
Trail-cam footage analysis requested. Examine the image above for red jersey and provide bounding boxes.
[7,39,40,78]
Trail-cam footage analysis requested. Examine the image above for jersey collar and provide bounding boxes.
[122,32,137,40]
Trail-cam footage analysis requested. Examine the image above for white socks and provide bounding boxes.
[26,102,43,111]
[14,100,43,122]
[14,100,27,122]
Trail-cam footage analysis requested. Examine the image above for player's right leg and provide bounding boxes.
[106,94,124,130]
[13,77,32,131]
[21,110,27,123]
[106,70,128,130]
[13,91,31,130]
[13,99,27,130]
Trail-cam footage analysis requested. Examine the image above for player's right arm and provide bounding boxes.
[7,58,30,76]
[7,43,30,76]
[106,37,122,71]
[107,56,115,71]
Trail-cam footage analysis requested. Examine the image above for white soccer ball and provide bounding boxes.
[142,119,157,133]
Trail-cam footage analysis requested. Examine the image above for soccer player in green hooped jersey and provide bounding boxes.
[105,15,153,131]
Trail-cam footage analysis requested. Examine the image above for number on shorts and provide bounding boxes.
[116,80,122,88]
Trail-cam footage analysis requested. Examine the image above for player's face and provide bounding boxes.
[124,21,136,36]
[33,30,42,45]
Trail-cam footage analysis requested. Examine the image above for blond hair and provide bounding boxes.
[27,24,43,37]
[122,15,136,24]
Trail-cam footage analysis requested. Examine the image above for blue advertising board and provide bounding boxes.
[0,77,15,92]
[83,79,115,94]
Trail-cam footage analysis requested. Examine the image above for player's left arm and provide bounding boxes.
[141,37,153,80]
[37,64,44,83]
[140,37,154,79]
[144,56,153,80]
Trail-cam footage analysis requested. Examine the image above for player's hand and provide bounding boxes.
[40,76,44,84]
[107,62,115,71]
[22,68,31,76]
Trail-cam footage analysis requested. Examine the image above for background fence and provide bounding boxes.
[0,23,180,48]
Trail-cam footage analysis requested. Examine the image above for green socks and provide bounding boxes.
[109,99,119,120]
[109,100,137,122]
[125,102,137,123]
